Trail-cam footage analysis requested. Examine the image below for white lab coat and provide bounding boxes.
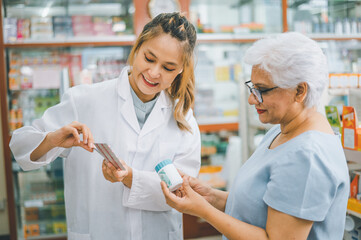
[10,67,201,240]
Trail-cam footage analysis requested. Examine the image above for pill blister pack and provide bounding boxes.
[94,143,125,170]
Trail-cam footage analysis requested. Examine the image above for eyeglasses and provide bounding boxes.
[245,80,278,103]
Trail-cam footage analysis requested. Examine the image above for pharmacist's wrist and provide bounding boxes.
[122,166,133,188]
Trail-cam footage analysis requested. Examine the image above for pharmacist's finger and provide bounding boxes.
[118,158,128,171]
[103,160,119,182]
[60,125,80,143]
[86,128,95,149]
[102,160,114,182]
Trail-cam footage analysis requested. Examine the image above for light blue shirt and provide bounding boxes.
[224,125,349,240]
[130,86,158,129]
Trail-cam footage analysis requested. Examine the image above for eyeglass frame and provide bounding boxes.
[244,80,279,103]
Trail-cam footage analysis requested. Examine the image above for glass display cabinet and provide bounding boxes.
[1,1,134,239]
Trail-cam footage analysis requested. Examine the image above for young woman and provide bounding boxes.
[10,12,200,240]
[161,32,349,240]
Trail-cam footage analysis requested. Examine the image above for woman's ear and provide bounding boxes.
[295,82,308,103]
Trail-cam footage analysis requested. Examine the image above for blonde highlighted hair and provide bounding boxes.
[127,12,197,132]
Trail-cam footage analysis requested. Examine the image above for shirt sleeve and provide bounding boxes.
[263,146,338,221]
[122,111,201,211]
[9,89,78,171]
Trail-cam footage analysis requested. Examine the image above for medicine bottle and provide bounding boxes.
[155,159,183,191]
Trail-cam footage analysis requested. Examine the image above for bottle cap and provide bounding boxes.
[155,159,172,173]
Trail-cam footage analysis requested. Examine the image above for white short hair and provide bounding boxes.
[243,32,328,108]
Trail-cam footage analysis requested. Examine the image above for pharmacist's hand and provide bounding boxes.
[47,121,94,152]
[161,176,211,217]
[102,159,129,183]
[177,171,215,206]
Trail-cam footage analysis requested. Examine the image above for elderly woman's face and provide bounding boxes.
[248,66,297,125]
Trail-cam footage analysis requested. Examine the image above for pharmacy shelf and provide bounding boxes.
[199,123,238,133]
[347,209,361,219]
[307,33,361,41]
[197,116,238,125]
[198,116,239,132]
[5,33,361,48]
[249,122,273,130]
[196,33,361,44]
[344,149,361,164]
[197,33,270,43]
[27,234,66,240]
[328,88,350,96]
[4,35,136,48]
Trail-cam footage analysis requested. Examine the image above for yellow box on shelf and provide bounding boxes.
[347,198,361,214]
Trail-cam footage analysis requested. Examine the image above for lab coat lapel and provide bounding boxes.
[140,91,172,137]
[117,67,141,134]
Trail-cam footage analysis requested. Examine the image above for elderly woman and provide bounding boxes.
[161,32,349,240]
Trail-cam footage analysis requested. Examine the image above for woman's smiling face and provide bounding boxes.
[129,33,184,102]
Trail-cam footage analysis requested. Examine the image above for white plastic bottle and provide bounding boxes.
[155,159,183,191]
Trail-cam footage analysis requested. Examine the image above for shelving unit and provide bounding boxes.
[345,149,361,164]
[3,35,136,47]
[347,209,361,219]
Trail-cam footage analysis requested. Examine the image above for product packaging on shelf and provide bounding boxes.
[325,105,342,136]
[329,73,360,88]
[342,106,360,151]
[3,17,17,43]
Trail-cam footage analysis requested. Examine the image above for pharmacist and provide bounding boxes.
[10,13,200,240]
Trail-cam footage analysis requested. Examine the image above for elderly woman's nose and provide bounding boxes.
[248,93,258,105]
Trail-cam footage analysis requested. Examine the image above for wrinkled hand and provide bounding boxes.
[102,159,129,183]
[161,176,211,217]
[47,121,94,152]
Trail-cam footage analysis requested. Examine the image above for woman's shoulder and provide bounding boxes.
[279,131,347,177]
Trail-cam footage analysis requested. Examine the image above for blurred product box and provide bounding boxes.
[8,68,20,90]
[17,19,30,40]
[53,16,73,38]
[31,17,53,39]
[51,205,65,219]
[199,165,226,189]
[3,17,17,43]
[215,66,230,81]
[72,16,94,36]
[342,106,360,150]
[329,73,360,88]
[348,198,361,214]
[72,15,92,24]
[350,172,360,199]
[112,16,127,35]
[356,128,361,151]
[24,224,40,238]
[53,222,67,234]
[38,207,52,220]
[325,105,342,135]
[25,207,39,221]
[93,16,114,36]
